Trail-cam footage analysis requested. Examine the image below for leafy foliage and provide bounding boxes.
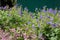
[0,6,60,40]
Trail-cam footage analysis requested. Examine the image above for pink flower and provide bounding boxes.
[23,33,28,40]
[14,33,20,37]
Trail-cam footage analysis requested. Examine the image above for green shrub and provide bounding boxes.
[0,6,60,40]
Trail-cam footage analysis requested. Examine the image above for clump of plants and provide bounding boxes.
[0,6,60,40]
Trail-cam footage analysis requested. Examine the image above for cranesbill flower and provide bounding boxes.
[47,16,53,21]
[47,22,53,25]
[48,8,57,14]
[47,16,50,18]
[3,6,8,10]
[31,16,35,19]
[48,8,53,13]
[52,23,57,27]
[40,15,43,19]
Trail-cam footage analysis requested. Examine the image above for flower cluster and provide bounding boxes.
[0,6,60,40]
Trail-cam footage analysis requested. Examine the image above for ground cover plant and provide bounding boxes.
[0,6,60,40]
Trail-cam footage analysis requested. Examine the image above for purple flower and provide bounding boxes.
[32,16,35,19]
[53,10,57,15]
[47,16,50,18]
[48,8,57,14]
[47,16,53,21]
[3,6,7,10]
[47,22,53,24]
[40,15,43,19]
[52,23,57,27]
[48,8,53,13]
